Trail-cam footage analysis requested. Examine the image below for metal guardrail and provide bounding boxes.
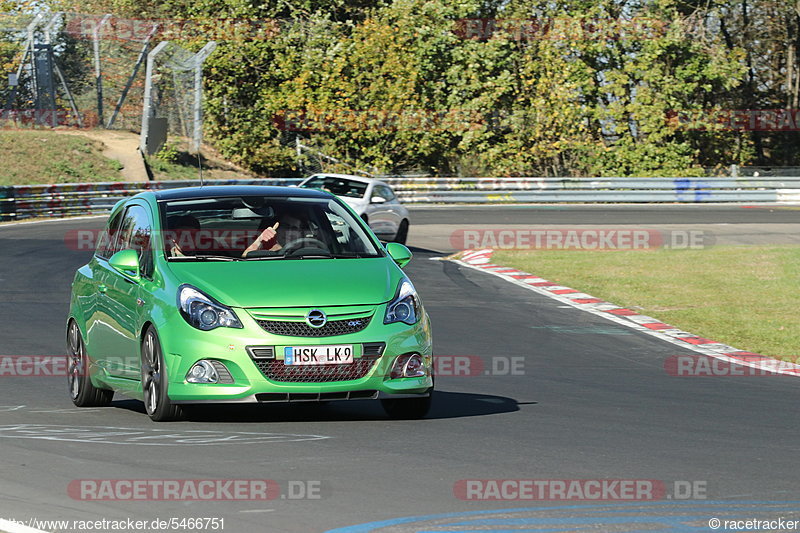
[381,176,800,190]
[1,176,799,221]
[394,189,780,203]
[380,176,799,204]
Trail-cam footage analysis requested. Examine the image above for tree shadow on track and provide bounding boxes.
[109,391,532,423]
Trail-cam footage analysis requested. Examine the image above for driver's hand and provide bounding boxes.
[259,222,279,247]
[242,222,280,257]
[170,239,184,257]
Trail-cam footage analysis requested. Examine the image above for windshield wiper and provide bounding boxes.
[241,252,379,260]
[285,253,336,259]
[168,255,238,261]
[242,254,288,260]
[320,252,380,259]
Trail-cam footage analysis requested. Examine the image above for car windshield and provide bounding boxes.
[160,195,382,261]
[301,176,369,199]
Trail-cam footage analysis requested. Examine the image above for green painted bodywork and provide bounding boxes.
[67,189,433,403]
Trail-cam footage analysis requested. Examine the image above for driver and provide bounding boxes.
[242,211,306,257]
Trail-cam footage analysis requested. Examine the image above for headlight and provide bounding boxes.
[384,279,420,325]
[178,285,242,331]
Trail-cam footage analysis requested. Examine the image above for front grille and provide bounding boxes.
[255,390,378,402]
[256,315,372,337]
[253,358,378,383]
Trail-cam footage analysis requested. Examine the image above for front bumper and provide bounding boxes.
[158,305,433,403]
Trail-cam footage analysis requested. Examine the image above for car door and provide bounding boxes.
[367,184,399,238]
[83,207,124,370]
[378,184,404,232]
[94,203,153,379]
[365,185,396,239]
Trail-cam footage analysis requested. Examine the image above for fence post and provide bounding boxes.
[140,41,170,154]
[189,41,217,154]
[91,14,113,128]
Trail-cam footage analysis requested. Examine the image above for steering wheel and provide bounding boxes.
[282,237,329,256]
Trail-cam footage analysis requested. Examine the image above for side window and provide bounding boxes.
[372,185,394,202]
[114,209,137,256]
[115,205,154,279]
[95,209,124,259]
[379,185,396,201]
[305,177,326,189]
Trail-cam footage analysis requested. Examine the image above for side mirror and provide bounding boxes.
[371,195,387,204]
[386,242,412,268]
[109,249,141,279]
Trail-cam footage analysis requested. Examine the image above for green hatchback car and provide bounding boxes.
[67,186,433,421]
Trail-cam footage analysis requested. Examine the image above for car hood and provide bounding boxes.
[166,257,401,308]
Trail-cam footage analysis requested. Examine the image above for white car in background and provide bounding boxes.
[298,173,410,244]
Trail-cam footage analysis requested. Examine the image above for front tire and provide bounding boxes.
[141,326,183,422]
[67,320,113,407]
[394,220,409,245]
[381,395,432,419]
[382,368,433,419]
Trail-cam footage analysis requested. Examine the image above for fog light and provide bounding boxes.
[186,360,220,383]
[389,354,427,379]
[403,354,425,378]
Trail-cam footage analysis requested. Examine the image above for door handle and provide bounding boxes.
[98,284,107,294]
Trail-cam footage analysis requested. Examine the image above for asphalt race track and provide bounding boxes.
[0,206,799,533]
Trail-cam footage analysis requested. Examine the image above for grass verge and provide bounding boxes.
[0,130,125,185]
[492,246,800,361]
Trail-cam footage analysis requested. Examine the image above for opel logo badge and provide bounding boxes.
[306,309,327,328]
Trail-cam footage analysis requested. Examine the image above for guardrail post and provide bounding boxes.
[0,187,16,221]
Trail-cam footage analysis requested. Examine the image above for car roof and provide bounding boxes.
[151,185,332,201]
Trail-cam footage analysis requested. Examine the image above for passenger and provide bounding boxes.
[167,214,200,257]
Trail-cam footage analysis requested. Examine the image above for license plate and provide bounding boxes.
[284,345,354,366]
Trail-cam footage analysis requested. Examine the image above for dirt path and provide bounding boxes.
[58,129,147,182]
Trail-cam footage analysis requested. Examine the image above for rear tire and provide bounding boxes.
[67,320,113,407]
[394,220,409,245]
[141,326,183,422]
